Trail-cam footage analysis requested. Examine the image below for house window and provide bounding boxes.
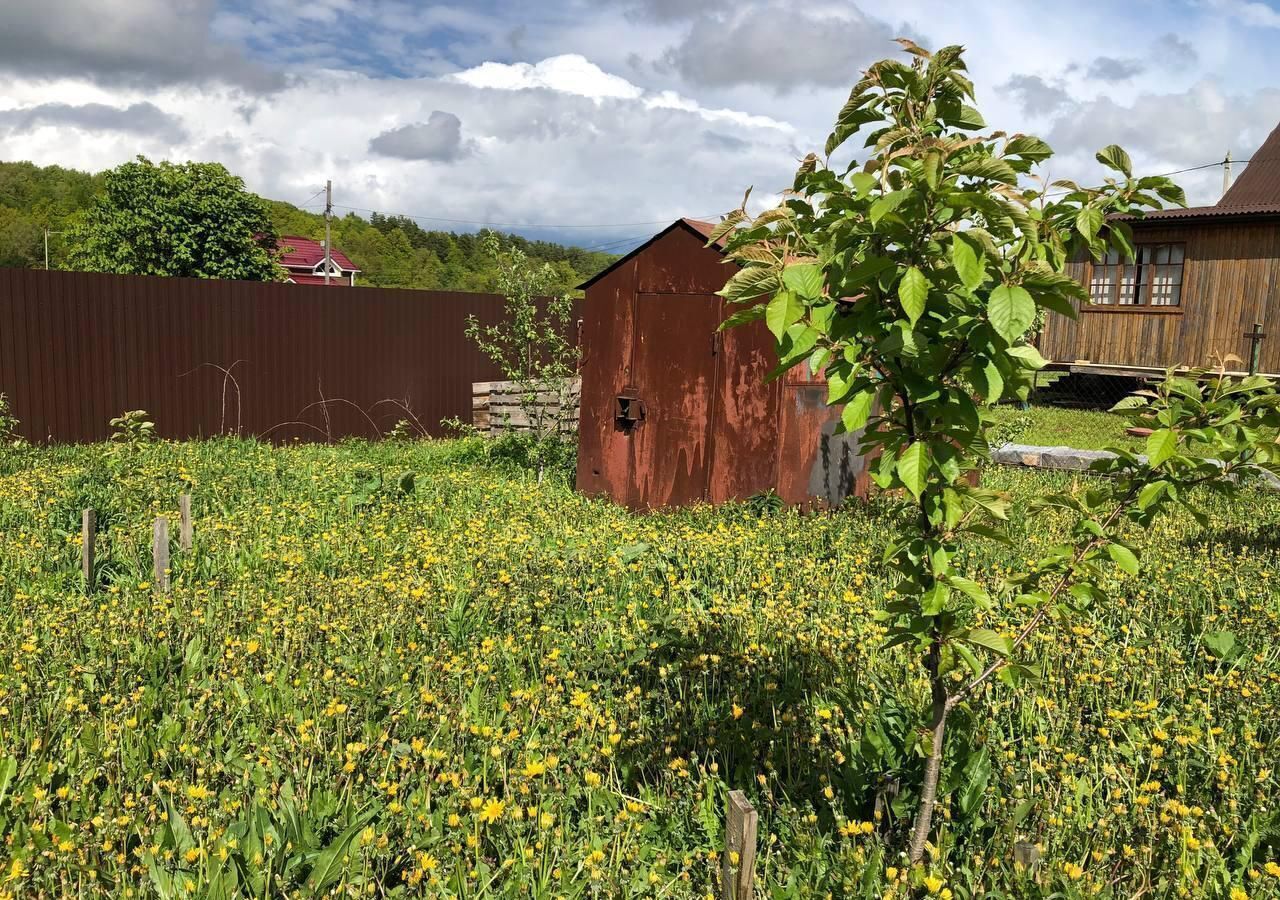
[1088,244,1184,307]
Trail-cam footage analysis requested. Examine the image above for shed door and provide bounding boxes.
[630,292,721,508]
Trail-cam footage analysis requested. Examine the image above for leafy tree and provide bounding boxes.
[66,157,281,281]
[465,232,580,480]
[713,41,1280,864]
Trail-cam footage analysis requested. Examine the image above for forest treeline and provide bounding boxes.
[0,160,618,293]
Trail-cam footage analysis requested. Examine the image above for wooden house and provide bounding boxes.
[1040,122,1280,377]
[575,218,872,510]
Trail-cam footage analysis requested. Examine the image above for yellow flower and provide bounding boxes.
[923,875,945,894]
[479,798,505,824]
[522,760,546,778]
[584,772,602,788]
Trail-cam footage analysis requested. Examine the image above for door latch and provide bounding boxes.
[615,393,645,429]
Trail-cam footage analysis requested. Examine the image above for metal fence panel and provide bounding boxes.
[0,268,531,443]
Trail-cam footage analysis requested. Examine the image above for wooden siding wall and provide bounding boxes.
[0,268,555,443]
[1039,221,1280,373]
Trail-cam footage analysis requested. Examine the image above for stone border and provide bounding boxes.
[991,443,1280,490]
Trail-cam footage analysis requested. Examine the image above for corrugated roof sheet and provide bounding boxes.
[1220,120,1280,208]
[1117,202,1280,223]
[1116,120,1280,224]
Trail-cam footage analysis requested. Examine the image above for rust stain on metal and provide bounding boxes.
[576,219,872,511]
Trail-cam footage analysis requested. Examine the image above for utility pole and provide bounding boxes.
[43,228,65,270]
[323,180,333,286]
[1223,151,1233,198]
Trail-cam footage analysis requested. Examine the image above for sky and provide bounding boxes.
[2,0,1280,251]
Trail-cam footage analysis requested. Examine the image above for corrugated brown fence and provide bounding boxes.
[0,268,551,443]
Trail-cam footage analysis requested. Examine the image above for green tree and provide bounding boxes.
[66,157,281,281]
[465,232,580,479]
[714,40,1280,864]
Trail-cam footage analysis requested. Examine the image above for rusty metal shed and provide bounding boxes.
[575,218,870,510]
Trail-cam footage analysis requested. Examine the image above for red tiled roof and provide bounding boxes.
[276,235,359,272]
[287,273,352,286]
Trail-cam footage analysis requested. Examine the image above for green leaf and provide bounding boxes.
[766,289,803,341]
[988,284,1036,343]
[306,808,380,892]
[957,747,991,815]
[1004,135,1053,163]
[1137,480,1169,510]
[719,303,767,330]
[898,266,930,326]
[971,360,1004,404]
[782,263,825,300]
[951,234,985,291]
[898,442,927,499]
[870,189,909,225]
[947,576,992,609]
[840,390,875,433]
[1095,144,1133,177]
[1075,205,1104,241]
[1006,344,1047,369]
[1146,428,1177,467]
[397,471,416,495]
[0,756,15,808]
[1106,542,1139,576]
[1203,630,1239,660]
[920,583,949,616]
[960,628,1012,657]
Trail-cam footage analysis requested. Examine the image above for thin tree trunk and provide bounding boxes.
[909,641,948,864]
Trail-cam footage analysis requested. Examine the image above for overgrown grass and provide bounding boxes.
[0,439,1277,898]
[986,405,1144,452]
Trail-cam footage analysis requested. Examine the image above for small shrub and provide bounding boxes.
[0,392,20,444]
[109,410,156,444]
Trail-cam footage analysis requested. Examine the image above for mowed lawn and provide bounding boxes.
[0,439,1278,898]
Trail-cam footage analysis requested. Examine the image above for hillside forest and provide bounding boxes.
[0,160,618,293]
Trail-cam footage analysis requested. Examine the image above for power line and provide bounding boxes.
[294,186,325,208]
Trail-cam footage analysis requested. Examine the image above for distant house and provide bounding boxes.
[276,236,360,286]
[1041,120,1280,377]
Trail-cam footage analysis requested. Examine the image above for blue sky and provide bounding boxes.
[2,0,1279,251]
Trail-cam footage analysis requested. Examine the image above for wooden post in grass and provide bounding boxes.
[153,517,169,594]
[81,508,95,591]
[178,494,193,551]
[722,790,757,899]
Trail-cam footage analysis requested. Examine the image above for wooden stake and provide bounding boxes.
[179,493,193,551]
[153,517,170,594]
[722,790,758,900]
[81,508,96,591]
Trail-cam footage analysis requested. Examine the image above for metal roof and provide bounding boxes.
[276,235,360,272]
[1117,201,1280,223]
[1117,120,1280,225]
[1221,121,1280,208]
[576,218,725,290]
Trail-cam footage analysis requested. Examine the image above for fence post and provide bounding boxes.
[153,517,170,594]
[81,509,96,591]
[179,493,193,551]
[1245,322,1266,376]
[722,790,758,899]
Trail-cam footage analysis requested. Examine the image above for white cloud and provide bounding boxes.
[450,54,792,132]
[1205,0,1280,28]
[449,55,644,100]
